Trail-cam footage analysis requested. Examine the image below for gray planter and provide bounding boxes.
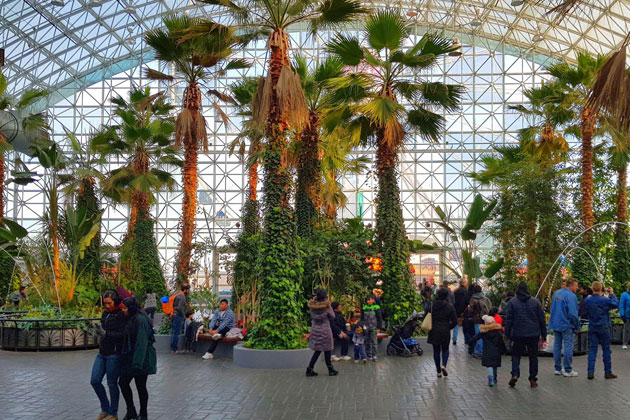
[1,326,100,350]
[233,343,313,369]
[155,334,185,352]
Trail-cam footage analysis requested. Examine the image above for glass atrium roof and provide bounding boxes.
[2,0,630,107]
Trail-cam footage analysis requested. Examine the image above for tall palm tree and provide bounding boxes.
[327,11,463,324]
[145,14,247,285]
[293,56,346,237]
[548,53,606,239]
[193,0,367,348]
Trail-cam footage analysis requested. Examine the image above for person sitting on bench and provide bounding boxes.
[202,299,236,360]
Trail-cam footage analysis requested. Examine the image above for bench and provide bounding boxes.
[194,333,243,358]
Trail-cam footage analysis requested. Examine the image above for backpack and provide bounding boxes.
[162,292,184,315]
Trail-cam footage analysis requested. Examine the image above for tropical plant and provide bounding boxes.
[548,53,606,239]
[145,14,248,285]
[59,203,102,285]
[327,11,463,324]
[192,0,367,349]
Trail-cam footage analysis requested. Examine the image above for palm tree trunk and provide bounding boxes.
[176,82,202,286]
[128,148,150,236]
[375,127,413,325]
[618,164,627,223]
[296,110,321,237]
[0,135,5,221]
[581,107,596,239]
[248,161,258,202]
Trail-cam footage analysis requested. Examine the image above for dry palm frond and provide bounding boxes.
[276,65,309,130]
[383,119,405,150]
[207,89,236,104]
[138,91,165,111]
[175,109,209,151]
[144,68,175,81]
[546,0,582,18]
[267,30,290,53]
[586,33,630,129]
[252,76,271,130]
[212,101,230,127]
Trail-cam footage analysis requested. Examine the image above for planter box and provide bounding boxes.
[0,326,100,351]
[506,330,588,356]
[155,334,185,352]
[233,343,312,369]
[611,324,624,344]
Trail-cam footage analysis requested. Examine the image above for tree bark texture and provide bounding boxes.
[618,164,627,223]
[296,110,321,238]
[581,107,596,239]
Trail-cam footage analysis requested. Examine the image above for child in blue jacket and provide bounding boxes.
[584,281,618,380]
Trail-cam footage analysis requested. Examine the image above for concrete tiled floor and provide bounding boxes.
[1,343,630,419]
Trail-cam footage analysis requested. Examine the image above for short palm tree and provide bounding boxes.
[193,0,368,348]
[548,52,606,238]
[327,11,463,324]
[145,14,247,285]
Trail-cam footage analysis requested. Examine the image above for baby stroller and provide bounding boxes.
[386,311,424,357]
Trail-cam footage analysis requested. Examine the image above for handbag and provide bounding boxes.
[421,304,433,332]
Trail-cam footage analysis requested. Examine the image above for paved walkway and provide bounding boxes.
[1,343,630,420]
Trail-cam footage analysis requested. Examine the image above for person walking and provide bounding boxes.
[453,280,469,345]
[469,285,492,356]
[619,283,630,350]
[119,297,157,420]
[142,288,157,326]
[504,282,546,388]
[469,315,505,386]
[548,278,580,377]
[584,282,618,380]
[306,289,342,377]
[427,288,457,378]
[91,291,126,420]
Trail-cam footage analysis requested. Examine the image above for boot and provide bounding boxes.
[530,379,538,388]
[605,373,618,379]
[306,367,318,377]
[508,376,518,388]
[327,366,338,376]
[488,376,493,387]
[122,410,138,420]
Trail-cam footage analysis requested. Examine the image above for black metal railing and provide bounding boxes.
[0,317,101,351]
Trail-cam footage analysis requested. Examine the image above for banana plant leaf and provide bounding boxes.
[484,258,504,278]
[462,249,483,280]
[461,194,497,241]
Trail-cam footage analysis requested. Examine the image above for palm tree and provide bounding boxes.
[193,0,367,348]
[327,11,463,324]
[548,53,606,239]
[293,56,346,237]
[145,14,247,286]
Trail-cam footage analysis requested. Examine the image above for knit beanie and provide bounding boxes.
[482,315,495,325]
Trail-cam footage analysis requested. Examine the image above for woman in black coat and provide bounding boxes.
[469,315,505,387]
[427,288,457,377]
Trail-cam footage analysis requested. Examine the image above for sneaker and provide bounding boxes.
[96,412,108,420]
[452,341,457,345]
[605,373,618,379]
[341,355,352,361]
[362,358,367,364]
[554,370,564,376]
[212,333,222,340]
[202,352,214,360]
[587,372,594,380]
[354,359,359,364]
[530,380,538,388]
[509,376,518,388]
[488,376,494,387]
[331,355,340,362]
[562,370,578,377]
[493,377,498,386]
[441,366,448,377]
[437,373,442,378]
[623,345,628,350]
[372,356,378,362]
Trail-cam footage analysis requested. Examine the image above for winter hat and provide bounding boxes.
[482,315,495,325]
[331,302,340,310]
[517,281,529,295]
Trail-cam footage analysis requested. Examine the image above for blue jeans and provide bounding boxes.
[588,327,612,374]
[90,353,120,416]
[171,315,184,352]
[452,324,459,343]
[553,329,574,372]
[354,343,367,360]
[432,343,449,373]
[473,324,483,355]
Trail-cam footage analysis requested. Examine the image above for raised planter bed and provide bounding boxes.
[233,343,312,369]
[611,323,624,344]
[0,318,100,351]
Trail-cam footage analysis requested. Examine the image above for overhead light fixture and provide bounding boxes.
[407,10,418,17]
[128,38,136,45]
[511,0,525,6]
[449,38,462,57]
[51,0,65,6]
[470,9,482,27]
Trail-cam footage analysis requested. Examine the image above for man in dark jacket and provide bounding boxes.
[170,284,190,354]
[504,282,547,388]
[584,281,618,379]
[330,302,351,361]
[453,280,469,345]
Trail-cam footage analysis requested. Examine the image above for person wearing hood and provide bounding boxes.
[469,315,505,386]
[306,289,343,377]
[504,282,546,388]
[584,281,618,380]
[498,291,514,316]
[548,278,580,377]
[469,285,492,357]
[118,297,157,420]
[427,288,457,378]
[91,291,127,420]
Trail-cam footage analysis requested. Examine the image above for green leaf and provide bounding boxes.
[462,249,482,280]
[483,258,504,278]
[326,34,363,66]
[365,11,408,51]
[0,71,6,97]
[1,219,28,239]
[407,107,444,142]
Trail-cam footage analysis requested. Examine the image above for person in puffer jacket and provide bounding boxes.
[504,282,546,389]
[361,294,384,362]
[584,281,618,380]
